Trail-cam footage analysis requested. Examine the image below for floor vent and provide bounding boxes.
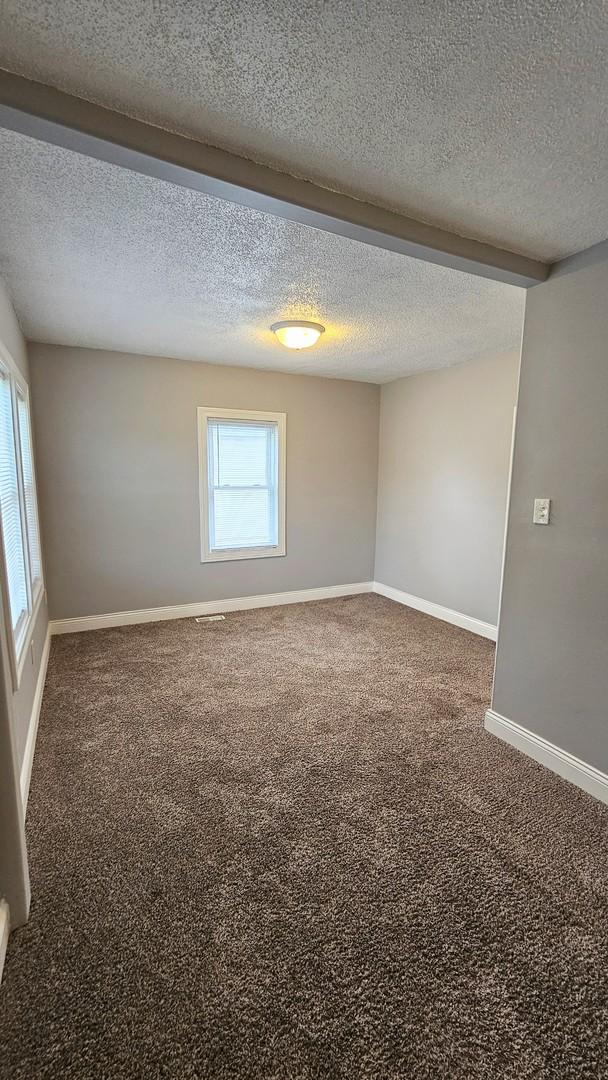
[195,614,226,623]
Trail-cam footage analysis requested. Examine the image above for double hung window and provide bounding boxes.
[198,408,286,562]
[0,349,44,686]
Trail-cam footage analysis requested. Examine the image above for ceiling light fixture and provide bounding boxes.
[271,320,325,350]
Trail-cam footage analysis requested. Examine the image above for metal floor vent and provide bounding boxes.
[195,614,226,623]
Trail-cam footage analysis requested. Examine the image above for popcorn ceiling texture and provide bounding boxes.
[0,0,606,261]
[2,595,608,1077]
[0,128,524,382]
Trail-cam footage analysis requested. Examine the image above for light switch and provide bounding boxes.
[533,498,551,525]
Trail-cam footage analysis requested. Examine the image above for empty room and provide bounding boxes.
[0,3,607,1078]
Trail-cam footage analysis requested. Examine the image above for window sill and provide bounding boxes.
[202,546,286,564]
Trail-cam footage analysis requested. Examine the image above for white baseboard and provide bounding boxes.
[485,708,608,806]
[49,582,496,640]
[373,581,497,640]
[20,625,51,813]
[0,900,9,986]
[50,582,375,635]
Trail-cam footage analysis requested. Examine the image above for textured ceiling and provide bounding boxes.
[0,129,524,382]
[0,1,606,263]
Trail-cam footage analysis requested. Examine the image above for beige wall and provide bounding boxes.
[375,351,520,626]
[29,344,380,620]
[492,240,608,773]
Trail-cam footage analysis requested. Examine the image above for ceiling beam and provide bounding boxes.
[0,70,548,288]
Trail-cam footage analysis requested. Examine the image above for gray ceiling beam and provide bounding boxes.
[0,70,548,288]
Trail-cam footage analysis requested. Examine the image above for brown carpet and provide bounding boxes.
[1,594,607,1079]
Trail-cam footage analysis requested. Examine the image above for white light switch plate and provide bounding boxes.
[533,498,551,525]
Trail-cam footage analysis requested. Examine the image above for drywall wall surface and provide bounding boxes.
[0,636,30,927]
[492,240,608,773]
[374,350,520,625]
[29,345,380,619]
[0,275,28,378]
[0,276,49,773]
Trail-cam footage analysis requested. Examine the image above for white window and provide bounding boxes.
[0,347,44,687]
[198,408,286,562]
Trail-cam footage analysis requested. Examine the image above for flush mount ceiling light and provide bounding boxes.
[271,320,325,350]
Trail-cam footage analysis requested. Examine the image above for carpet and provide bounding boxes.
[1,594,607,1078]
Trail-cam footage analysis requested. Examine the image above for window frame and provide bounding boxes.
[0,342,45,690]
[197,407,286,563]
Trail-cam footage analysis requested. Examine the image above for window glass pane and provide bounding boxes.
[17,392,42,588]
[207,418,278,551]
[213,421,273,486]
[0,373,28,632]
[214,488,272,548]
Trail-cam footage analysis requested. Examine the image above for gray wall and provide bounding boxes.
[0,626,30,927]
[0,278,49,772]
[30,344,380,620]
[492,240,608,773]
[375,351,520,626]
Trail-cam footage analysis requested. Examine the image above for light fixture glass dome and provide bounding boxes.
[271,320,325,350]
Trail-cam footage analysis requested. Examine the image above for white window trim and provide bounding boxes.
[197,407,286,563]
[0,341,45,690]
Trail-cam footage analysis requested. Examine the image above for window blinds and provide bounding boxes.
[0,371,28,635]
[207,418,279,551]
[17,390,42,589]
